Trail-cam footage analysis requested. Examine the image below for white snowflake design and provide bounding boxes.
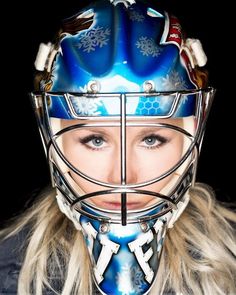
[136,37,162,57]
[161,71,191,113]
[158,95,174,111]
[70,96,102,116]
[76,26,111,53]
[110,223,139,239]
[129,10,145,22]
[116,263,145,294]
[161,70,188,91]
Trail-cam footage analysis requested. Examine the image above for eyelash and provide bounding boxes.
[78,133,169,151]
[79,135,107,151]
[142,134,168,149]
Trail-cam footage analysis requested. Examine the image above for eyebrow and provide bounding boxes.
[133,127,164,138]
[73,127,112,137]
[76,126,164,138]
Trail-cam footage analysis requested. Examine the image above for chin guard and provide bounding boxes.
[56,189,190,294]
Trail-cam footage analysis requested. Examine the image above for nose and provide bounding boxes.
[107,149,138,185]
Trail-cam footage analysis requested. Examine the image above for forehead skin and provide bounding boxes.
[61,117,183,128]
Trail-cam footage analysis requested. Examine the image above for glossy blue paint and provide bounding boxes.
[79,204,166,295]
[47,92,196,118]
[42,0,198,119]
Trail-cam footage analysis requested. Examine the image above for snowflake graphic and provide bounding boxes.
[136,37,162,57]
[110,224,138,238]
[158,95,174,111]
[76,26,111,53]
[161,71,188,91]
[70,96,102,116]
[161,71,191,115]
[181,94,190,104]
[129,10,145,22]
[116,263,145,294]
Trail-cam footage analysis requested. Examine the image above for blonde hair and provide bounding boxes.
[1,183,236,295]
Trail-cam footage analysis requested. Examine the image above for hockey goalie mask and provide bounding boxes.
[31,0,215,294]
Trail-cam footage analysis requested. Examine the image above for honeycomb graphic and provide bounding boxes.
[136,96,161,115]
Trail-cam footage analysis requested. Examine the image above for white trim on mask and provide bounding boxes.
[56,192,82,230]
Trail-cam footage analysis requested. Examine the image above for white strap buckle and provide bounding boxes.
[182,38,207,68]
[168,194,190,228]
[56,193,82,231]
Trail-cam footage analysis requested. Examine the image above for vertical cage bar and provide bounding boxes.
[120,94,127,225]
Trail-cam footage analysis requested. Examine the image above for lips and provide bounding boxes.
[83,192,160,211]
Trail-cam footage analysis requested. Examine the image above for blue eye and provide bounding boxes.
[144,137,157,146]
[79,135,106,150]
[142,134,168,149]
[91,137,104,147]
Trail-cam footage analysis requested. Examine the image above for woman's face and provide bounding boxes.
[60,118,184,211]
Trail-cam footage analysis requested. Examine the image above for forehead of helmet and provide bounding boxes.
[39,0,198,93]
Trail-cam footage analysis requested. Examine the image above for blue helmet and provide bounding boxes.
[32,0,214,294]
[35,0,208,119]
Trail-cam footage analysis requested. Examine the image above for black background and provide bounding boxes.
[1,0,234,223]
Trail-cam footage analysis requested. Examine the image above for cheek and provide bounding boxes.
[148,174,175,193]
[135,136,183,178]
[62,137,114,184]
[65,148,111,176]
[71,171,101,193]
